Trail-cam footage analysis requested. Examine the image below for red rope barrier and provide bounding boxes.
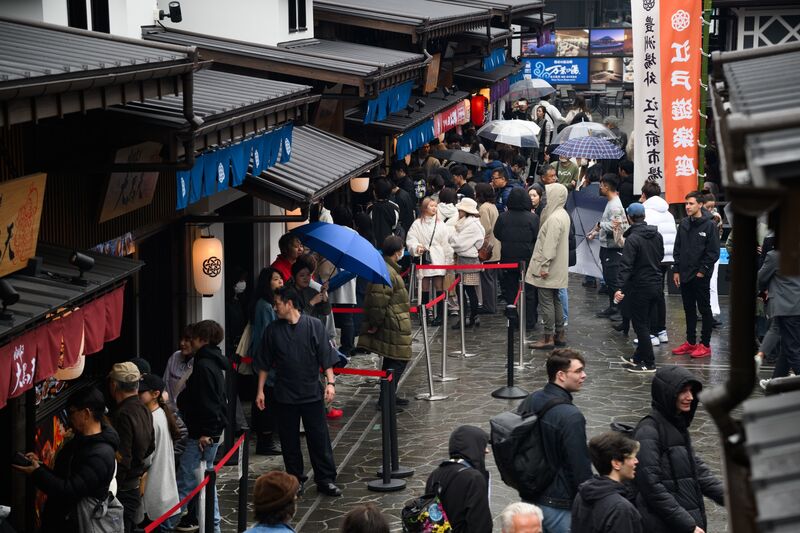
[332,367,389,378]
[447,276,462,292]
[410,306,418,313]
[425,291,447,309]
[213,433,246,474]
[415,262,521,271]
[513,286,522,306]
[331,307,364,314]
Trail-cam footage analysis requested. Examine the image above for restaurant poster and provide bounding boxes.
[0,173,46,277]
[632,0,702,203]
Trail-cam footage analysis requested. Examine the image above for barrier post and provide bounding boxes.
[450,276,477,358]
[517,260,527,369]
[416,304,449,401]
[492,304,530,399]
[237,430,250,533]
[368,376,406,492]
[378,369,415,479]
[204,467,216,533]
[435,286,459,382]
[409,263,417,305]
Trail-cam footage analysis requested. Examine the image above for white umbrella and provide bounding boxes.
[552,122,617,145]
[508,78,556,101]
[477,119,541,148]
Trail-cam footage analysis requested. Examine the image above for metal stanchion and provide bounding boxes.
[492,304,530,399]
[237,431,249,533]
[416,303,449,401]
[368,376,406,491]
[435,290,459,382]
[517,261,527,369]
[378,370,415,479]
[450,276,477,358]
[204,467,216,533]
[409,263,417,305]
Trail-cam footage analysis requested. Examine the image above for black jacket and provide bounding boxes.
[494,188,539,263]
[178,344,229,439]
[33,425,120,532]
[392,187,416,233]
[618,176,636,209]
[425,426,493,533]
[456,182,475,200]
[616,223,664,290]
[633,366,724,533]
[369,199,400,248]
[517,383,593,507]
[672,210,720,283]
[572,476,642,533]
[111,394,155,487]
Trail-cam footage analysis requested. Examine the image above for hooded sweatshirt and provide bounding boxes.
[616,223,664,290]
[571,476,642,533]
[425,426,493,533]
[494,188,539,262]
[633,367,724,533]
[642,195,677,263]
[526,183,571,289]
[178,344,229,439]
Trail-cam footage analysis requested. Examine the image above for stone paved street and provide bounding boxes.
[215,274,762,531]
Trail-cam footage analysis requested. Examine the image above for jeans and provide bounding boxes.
[539,503,571,533]
[559,288,569,323]
[600,247,623,309]
[537,288,564,335]
[680,276,713,346]
[629,285,660,367]
[276,399,337,485]
[176,438,221,533]
[773,316,800,378]
[334,311,355,354]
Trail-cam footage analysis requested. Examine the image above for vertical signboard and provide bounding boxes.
[0,173,47,277]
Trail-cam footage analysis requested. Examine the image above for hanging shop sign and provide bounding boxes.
[176,123,293,210]
[433,100,469,137]
[632,0,701,203]
[98,142,161,223]
[523,58,589,85]
[0,173,46,278]
[364,81,414,124]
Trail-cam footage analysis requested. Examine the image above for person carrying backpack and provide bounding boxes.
[424,425,493,533]
[515,349,593,533]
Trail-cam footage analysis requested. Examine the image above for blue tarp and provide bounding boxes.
[395,119,435,160]
[364,81,414,125]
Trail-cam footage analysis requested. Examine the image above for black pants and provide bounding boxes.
[500,270,538,328]
[378,357,409,404]
[774,316,800,378]
[276,399,337,485]
[680,276,713,346]
[252,385,278,444]
[600,247,623,309]
[629,285,660,367]
[479,267,497,314]
[650,264,670,334]
[463,285,479,318]
[334,311,355,354]
[116,487,141,533]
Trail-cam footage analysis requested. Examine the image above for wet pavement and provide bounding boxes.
[215,274,761,532]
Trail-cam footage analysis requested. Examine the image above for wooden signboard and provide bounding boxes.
[424,53,442,94]
[98,142,162,223]
[0,172,47,278]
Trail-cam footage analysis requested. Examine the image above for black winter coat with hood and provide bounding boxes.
[616,223,664,290]
[425,425,493,533]
[32,424,120,532]
[571,475,642,533]
[633,366,724,533]
[178,344,229,439]
[494,188,539,262]
[672,209,720,283]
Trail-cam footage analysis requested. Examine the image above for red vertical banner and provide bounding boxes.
[660,1,702,203]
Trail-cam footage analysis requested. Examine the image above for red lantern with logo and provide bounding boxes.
[471,95,487,127]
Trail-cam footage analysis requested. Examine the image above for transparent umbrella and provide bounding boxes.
[476,119,540,148]
[552,122,618,145]
[508,78,556,101]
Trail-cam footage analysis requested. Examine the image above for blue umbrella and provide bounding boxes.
[552,136,624,160]
[290,222,391,286]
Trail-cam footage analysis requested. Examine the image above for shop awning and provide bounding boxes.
[460,26,514,47]
[345,89,470,134]
[514,12,557,28]
[435,0,545,21]
[241,125,383,209]
[142,26,428,97]
[0,244,143,408]
[110,68,316,159]
[0,17,195,128]
[314,0,492,42]
[455,62,524,86]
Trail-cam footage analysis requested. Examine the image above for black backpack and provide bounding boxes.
[490,397,570,500]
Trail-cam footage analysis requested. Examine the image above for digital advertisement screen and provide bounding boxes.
[589,57,624,84]
[523,57,590,85]
[521,34,556,57]
[554,29,589,57]
[589,28,633,56]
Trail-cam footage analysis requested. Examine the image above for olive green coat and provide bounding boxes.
[357,257,412,361]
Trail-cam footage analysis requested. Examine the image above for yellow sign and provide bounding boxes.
[0,173,47,278]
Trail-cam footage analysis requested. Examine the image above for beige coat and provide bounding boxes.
[479,201,502,261]
[526,183,570,289]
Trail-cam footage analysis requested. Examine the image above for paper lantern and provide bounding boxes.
[350,176,370,193]
[285,208,308,231]
[471,95,487,127]
[193,235,224,297]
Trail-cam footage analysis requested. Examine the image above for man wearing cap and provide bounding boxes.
[245,471,300,532]
[108,362,155,533]
[614,203,664,373]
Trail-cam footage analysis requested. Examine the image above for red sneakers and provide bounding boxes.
[326,408,344,420]
[671,342,697,355]
[690,344,712,358]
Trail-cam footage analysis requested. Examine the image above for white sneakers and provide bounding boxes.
[633,335,660,346]
[657,330,669,343]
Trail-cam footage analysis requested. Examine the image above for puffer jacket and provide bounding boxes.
[526,183,571,289]
[494,188,539,263]
[357,257,412,361]
[643,195,677,263]
[633,366,724,533]
[450,216,485,259]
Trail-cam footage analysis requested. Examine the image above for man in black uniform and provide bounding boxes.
[259,286,342,496]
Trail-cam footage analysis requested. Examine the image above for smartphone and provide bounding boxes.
[12,452,32,467]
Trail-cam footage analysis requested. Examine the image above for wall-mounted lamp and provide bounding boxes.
[415,98,426,111]
[159,1,183,23]
[405,105,415,118]
[193,233,223,297]
[0,279,19,322]
[69,251,95,286]
[442,86,452,97]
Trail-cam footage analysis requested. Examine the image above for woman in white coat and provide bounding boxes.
[407,197,453,326]
[449,198,486,328]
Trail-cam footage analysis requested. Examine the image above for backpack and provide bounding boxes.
[490,397,570,500]
[76,492,124,533]
[401,464,468,532]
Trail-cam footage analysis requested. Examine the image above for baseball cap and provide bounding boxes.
[139,373,166,393]
[108,362,141,383]
[626,203,645,217]
[128,357,151,375]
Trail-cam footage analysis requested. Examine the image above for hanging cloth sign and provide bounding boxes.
[396,119,435,160]
[632,0,701,203]
[482,48,507,72]
[364,81,414,124]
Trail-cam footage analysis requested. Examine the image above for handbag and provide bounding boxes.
[418,217,438,265]
[235,323,254,375]
[76,492,124,533]
[478,239,493,262]
[401,488,452,532]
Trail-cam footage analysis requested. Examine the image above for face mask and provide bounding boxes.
[234,281,247,294]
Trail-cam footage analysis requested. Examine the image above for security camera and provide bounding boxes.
[159,1,182,23]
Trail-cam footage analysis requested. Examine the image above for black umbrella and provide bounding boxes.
[430,149,485,168]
